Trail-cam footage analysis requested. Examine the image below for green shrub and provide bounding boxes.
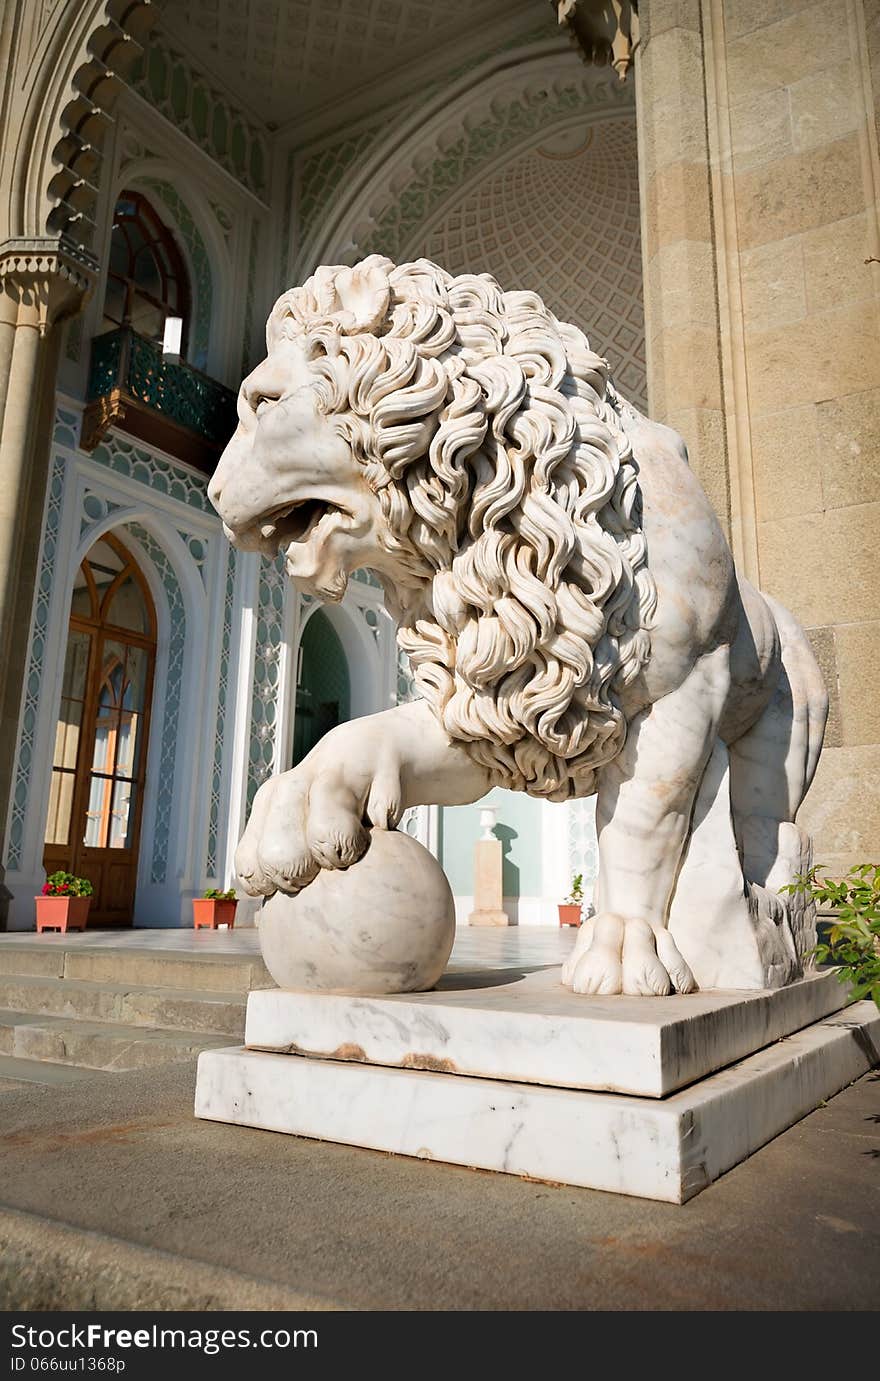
[564,873,584,905]
[782,863,880,1009]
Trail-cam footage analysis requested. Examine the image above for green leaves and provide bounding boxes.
[784,863,880,1011]
[203,887,237,901]
[44,870,94,898]
[564,872,584,904]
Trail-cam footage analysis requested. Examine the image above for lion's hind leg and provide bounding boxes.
[728,598,829,970]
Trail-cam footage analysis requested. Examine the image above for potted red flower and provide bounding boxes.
[35,871,93,932]
[558,873,585,928]
[193,887,237,930]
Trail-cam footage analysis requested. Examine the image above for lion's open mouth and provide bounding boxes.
[255,498,345,551]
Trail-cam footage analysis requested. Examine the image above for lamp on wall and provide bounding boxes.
[162,315,183,363]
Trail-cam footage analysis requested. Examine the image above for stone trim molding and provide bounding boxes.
[699,0,759,584]
[125,29,270,202]
[554,0,640,81]
[0,236,97,330]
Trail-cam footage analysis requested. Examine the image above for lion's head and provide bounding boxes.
[210,255,656,800]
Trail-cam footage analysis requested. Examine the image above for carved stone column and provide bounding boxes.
[632,4,735,547]
[0,286,16,431]
[0,237,95,924]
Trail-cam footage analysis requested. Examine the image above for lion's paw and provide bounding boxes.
[234,727,404,899]
[561,914,696,997]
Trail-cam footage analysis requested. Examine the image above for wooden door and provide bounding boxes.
[44,533,156,926]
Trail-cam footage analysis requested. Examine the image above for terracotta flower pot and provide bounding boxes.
[558,903,582,928]
[193,898,237,930]
[35,895,90,933]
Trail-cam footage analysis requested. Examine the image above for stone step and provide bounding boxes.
[0,947,65,979]
[0,1206,341,1312]
[0,973,246,1037]
[0,1010,231,1072]
[0,1053,113,1088]
[0,943,273,994]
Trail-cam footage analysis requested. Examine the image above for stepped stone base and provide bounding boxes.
[244,967,847,1098]
[196,965,880,1203]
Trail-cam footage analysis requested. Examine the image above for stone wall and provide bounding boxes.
[637,0,880,874]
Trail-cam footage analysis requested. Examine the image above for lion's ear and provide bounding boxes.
[334,263,392,334]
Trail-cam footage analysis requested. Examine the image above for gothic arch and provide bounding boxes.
[298,597,382,722]
[66,509,207,899]
[2,1,156,247]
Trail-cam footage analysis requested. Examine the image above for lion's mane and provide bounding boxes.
[268,256,657,800]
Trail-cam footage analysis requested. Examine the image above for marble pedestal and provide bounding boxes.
[194,967,880,1203]
[468,838,508,927]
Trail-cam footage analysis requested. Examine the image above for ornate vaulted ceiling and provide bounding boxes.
[419,117,646,409]
[158,0,545,129]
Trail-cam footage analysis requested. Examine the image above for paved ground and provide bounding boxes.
[0,924,576,964]
[0,928,876,1310]
[0,1055,877,1311]
[0,926,267,956]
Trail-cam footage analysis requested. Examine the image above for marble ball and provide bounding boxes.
[258,828,455,994]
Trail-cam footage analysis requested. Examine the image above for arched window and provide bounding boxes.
[101,191,190,353]
[45,533,157,926]
[291,610,351,767]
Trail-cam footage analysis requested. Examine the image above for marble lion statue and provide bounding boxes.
[209,256,828,997]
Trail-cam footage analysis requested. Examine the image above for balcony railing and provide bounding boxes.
[81,327,239,474]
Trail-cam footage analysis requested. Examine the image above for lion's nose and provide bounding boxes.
[208,437,236,516]
[207,471,223,509]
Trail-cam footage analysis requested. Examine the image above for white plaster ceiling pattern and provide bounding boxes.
[418,116,647,410]
[161,0,527,127]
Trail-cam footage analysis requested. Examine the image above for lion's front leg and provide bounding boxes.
[236,700,491,897]
[562,647,731,996]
